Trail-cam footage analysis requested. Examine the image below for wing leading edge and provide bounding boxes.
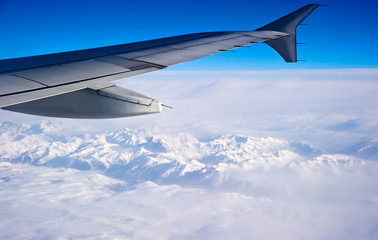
[0,4,319,119]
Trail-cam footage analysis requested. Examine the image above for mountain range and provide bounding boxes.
[1,121,375,189]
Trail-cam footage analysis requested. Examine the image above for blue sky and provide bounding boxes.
[1,2,378,239]
[1,0,377,70]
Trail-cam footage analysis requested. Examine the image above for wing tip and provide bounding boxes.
[256,3,320,62]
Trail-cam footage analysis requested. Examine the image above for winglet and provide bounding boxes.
[256,4,320,62]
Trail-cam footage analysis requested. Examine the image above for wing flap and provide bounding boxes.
[0,66,161,108]
[130,31,284,66]
[117,46,174,59]
[95,56,162,70]
[0,74,45,95]
[132,48,214,66]
[11,60,130,86]
[167,33,241,49]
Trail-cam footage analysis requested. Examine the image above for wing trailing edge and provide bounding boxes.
[256,4,320,62]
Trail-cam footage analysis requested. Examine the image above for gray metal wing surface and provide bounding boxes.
[0,4,319,119]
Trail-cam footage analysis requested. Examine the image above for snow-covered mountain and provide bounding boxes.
[340,140,378,161]
[0,121,365,189]
[1,121,378,240]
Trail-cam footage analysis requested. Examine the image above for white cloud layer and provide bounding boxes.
[1,68,378,239]
[1,157,378,240]
[0,122,378,239]
[2,68,377,151]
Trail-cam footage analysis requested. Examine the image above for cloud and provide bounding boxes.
[1,157,378,240]
[1,68,378,239]
[1,122,378,239]
[118,68,378,151]
[2,68,377,152]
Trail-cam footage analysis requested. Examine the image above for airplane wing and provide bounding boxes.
[0,4,319,119]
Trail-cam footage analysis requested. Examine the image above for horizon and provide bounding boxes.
[1,1,378,239]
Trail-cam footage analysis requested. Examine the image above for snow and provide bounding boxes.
[0,122,328,185]
[0,68,378,239]
[0,122,378,239]
[1,159,378,240]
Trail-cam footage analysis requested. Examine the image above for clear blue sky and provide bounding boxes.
[0,0,377,70]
